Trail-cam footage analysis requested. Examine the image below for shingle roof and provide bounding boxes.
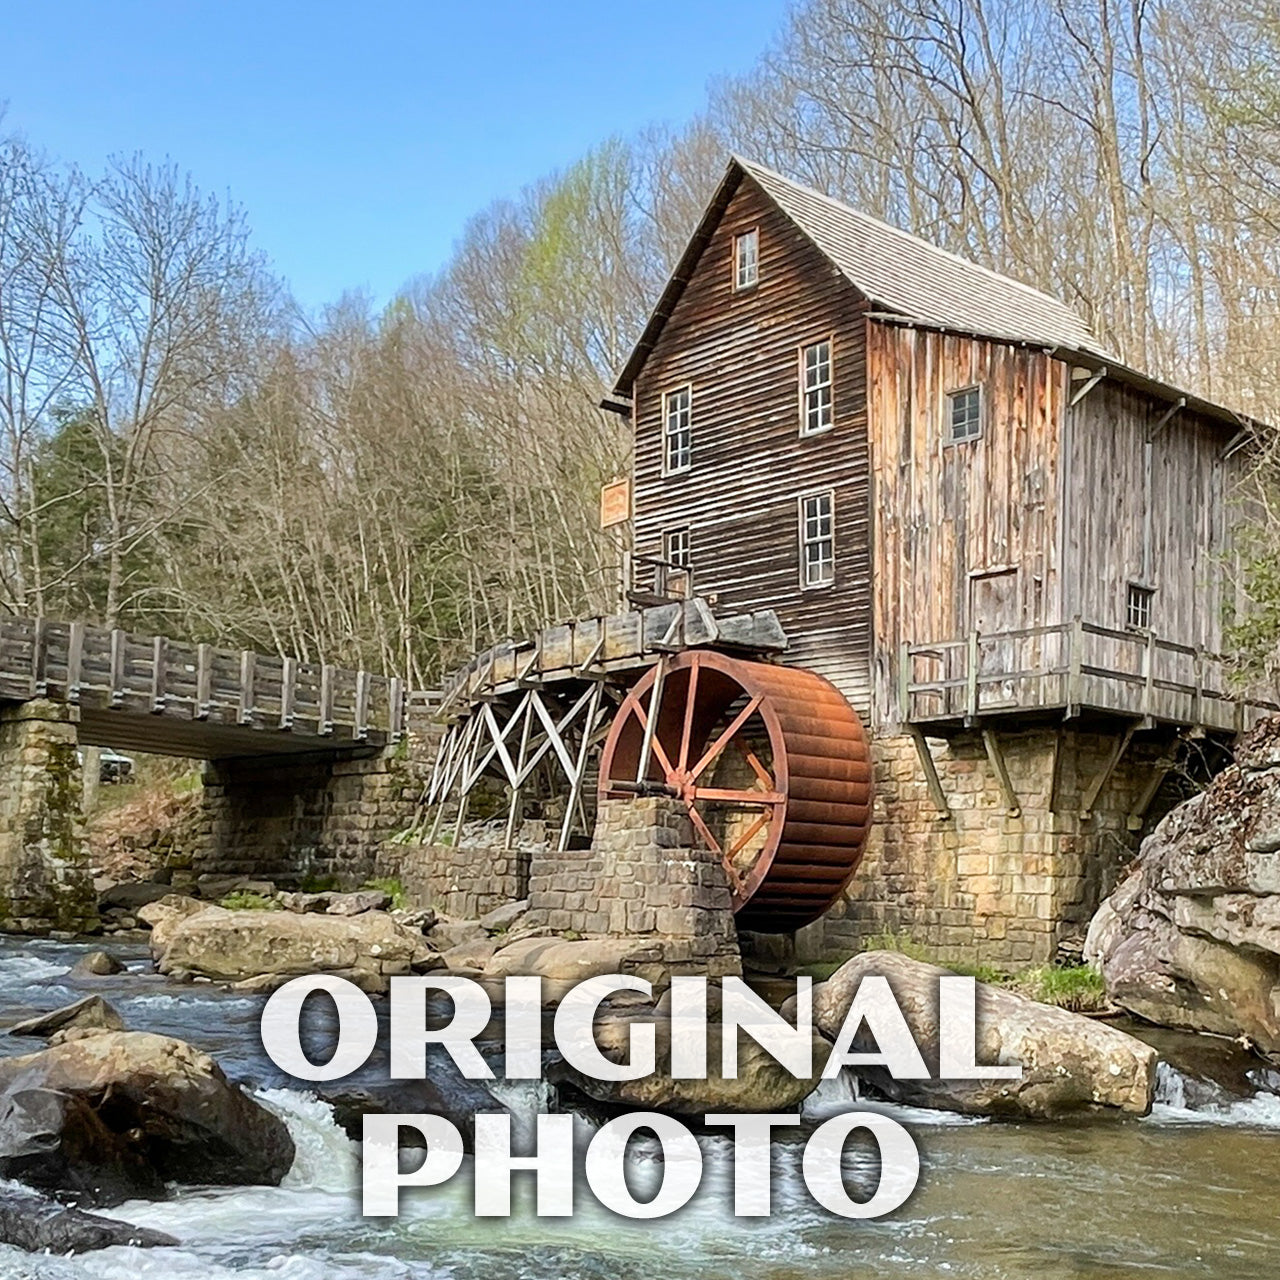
[735,157,1108,358]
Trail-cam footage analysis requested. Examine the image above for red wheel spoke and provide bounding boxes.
[727,809,773,860]
[631,698,675,779]
[691,786,785,806]
[678,661,698,772]
[686,802,723,858]
[689,694,762,782]
[738,744,775,791]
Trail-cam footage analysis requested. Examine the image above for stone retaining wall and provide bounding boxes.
[799,727,1168,967]
[377,825,534,918]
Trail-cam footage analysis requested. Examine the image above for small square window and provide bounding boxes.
[734,229,759,290]
[1127,584,1154,631]
[663,527,691,569]
[663,386,691,474]
[947,385,983,442]
[799,491,835,588]
[801,339,833,436]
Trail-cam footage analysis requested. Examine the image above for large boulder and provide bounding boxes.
[0,1185,177,1253]
[155,905,442,991]
[551,1011,830,1115]
[137,893,206,951]
[0,1031,294,1206]
[811,952,1156,1118]
[485,937,661,983]
[1087,718,1280,1055]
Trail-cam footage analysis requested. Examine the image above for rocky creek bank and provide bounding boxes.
[1087,717,1280,1057]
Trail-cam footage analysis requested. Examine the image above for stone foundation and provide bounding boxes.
[527,797,741,975]
[800,726,1170,968]
[0,701,95,933]
[192,746,426,887]
[377,823,536,918]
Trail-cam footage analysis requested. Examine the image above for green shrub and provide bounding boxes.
[219,890,280,911]
[1012,965,1108,1012]
[361,876,408,910]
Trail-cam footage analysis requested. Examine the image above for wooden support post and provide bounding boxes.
[354,670,371,740]
[982,728,1021,817]
[238,650,256,725]
[505,697,534,849]
[636,655,666,784]
[66,622,84,705]
[319,664,335,735]
[965,630,979,723]
[195,643,213,718]
[31,617,47,697]
[109,628,126,708]
[907,725,952,821]
[559,681,604,852]
[1192,646,1204,730]
[898,641,911,724]
[1128,751,1176,832]
[389,677,405,742]
[1141,628,1156,723]
[1081,722,1136,820]
[1066,615,1083,717]
[279,657,297,730]
[150,636,167,712]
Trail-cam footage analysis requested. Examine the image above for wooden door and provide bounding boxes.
[970,569,1019,708]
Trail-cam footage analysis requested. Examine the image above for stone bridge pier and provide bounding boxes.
[194,748,425,886]
[0,701,95,934]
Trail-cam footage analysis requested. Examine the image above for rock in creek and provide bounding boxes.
[811,952,1156,1118]
[0,1185,177,1254]
[1087,717,1280,1056]
[69,950,125,978]
[549,1010,829,1115]
[137,893,207,950]
[479,899,530,933]
[0,1030,295,1207]
[154,904,443,991]
[6,996,124,1040]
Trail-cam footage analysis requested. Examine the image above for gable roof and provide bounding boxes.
[611,156,1108,400]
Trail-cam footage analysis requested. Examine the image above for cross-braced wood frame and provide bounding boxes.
[425,680,616,851]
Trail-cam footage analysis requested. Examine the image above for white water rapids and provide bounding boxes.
[2,939,1280,1279]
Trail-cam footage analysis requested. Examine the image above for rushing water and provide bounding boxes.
[2,937,1280,1280]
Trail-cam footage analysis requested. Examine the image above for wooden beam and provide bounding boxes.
[279,656,297,730]
[319,664,335,735]
[195,643,213,719]
[636,656,667,783]
[150,636,167,712]
[1081,722,1137,820]
[1069,366,1107,406]
[238,650,256,725]
[1128,751,1176,832]
[32,617,48,697]
[982,729,1021,817]
[559,681,604,852]
[1048,729,1067,815]
[66,622,84,705]
[907,725,952,821]
[389,676,405,742]
[109,628,126,708]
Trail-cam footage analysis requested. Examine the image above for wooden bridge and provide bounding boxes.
[0,616,406,758]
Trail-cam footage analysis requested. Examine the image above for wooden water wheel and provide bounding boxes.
[597,651,873,932]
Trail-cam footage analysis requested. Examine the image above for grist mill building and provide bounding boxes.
[430,156,1273,968]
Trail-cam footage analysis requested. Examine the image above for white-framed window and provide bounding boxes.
[799,491,835,589]
[947,385,983,442]
[1126,583,1154,631]
[800,339,834,436]
[734,228,759,290]
[662,385,692,474]
[663,526,691,569]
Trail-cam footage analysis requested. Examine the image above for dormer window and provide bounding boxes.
[947,385,983,442]
[734,229,759,290]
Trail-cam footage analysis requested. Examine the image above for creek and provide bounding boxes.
[1,936,1278,1280]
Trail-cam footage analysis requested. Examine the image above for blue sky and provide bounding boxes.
[3,1,787,310]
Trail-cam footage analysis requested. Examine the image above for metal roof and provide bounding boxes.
[609,156,1261,437]
[735,157,1109,359]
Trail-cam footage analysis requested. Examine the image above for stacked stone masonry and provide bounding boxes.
[800,727,1169,968]
[527,797,741,976]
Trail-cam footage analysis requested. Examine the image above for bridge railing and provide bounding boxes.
[0,617,405,744]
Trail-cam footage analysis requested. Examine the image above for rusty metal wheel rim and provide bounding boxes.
[597,651,873,929]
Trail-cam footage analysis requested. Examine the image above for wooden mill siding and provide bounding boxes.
[631,175,874,716]
[1061,380,1237,648]
[868,322,1067,726]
